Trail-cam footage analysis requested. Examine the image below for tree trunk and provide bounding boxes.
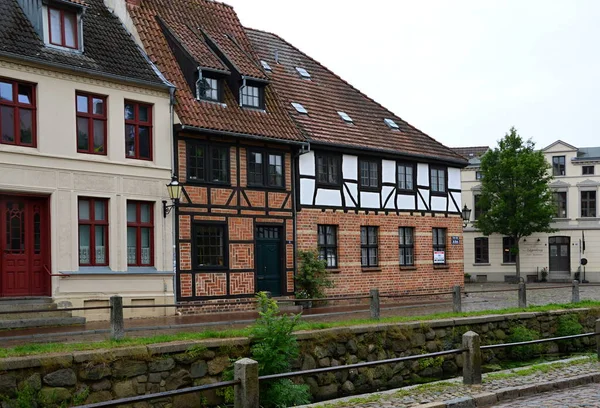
[515,237,521,279]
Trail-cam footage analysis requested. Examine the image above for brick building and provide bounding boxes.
[122,0,467,306]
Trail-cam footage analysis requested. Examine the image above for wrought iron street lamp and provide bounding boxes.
[462,204,472,228]
[163,175,183,218]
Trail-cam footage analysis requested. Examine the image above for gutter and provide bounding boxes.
[177,124,309,147]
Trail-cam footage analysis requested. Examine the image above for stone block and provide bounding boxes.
[112,360,148,378]
[79,364,111,380]
[208,355,230,375]
[113,380,136,398]
[43,369,77,387]
[191,360,208,378]
[86,391,113,404]
[472,392,497,406]
[165,369,192,391]
[91,379,112,392]
[39,387,71,404]
[19,373,41,392]
[148,358,175,373]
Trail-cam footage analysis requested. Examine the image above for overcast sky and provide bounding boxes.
[226,0,600,150]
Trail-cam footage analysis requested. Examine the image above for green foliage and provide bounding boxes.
[418,356,444,370]
[476,128,556,277]
[4,384,37,408]
[556,314,583,337]
[295,250,333,299]
[507,326,542,360]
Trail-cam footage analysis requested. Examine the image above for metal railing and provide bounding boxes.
[74,318,600,408]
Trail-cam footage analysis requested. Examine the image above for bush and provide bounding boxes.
[556,314,584,352]
[507,326,542,360]
[295,250,333,300]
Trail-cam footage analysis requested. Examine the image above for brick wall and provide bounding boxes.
[297,209,464,296]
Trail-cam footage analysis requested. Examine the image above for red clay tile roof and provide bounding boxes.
[129,0,304,142]
[53,0,88,7]
[246,28,467,165]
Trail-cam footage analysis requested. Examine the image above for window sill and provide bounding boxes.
[576,217,600,221]
[501,263,516,266]
[185,180,231,187]
[433,264,450,270]
[552,218,571,221]
[473,263,491,266]
[361,267,381,273]
[326,268,342,274]
[430,191,447,197]
[246,185,287,192]
[400,266,417,271]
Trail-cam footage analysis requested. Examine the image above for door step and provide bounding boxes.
[0,316,86,330]
[548,275,572,283]
[0,298,86,330]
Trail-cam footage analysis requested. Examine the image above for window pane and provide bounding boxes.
[139,105,149,122]
[125,124,136,157]
[64,12,77,48]
[211,147,228,182]
[17,84,32,105]
[92,98,104,115]
[248,152,263,185]
[77,117,88,150]
[141,228,151,265]
[19,109,33,145]
[78,200,90,220]
[268,154,283,186]
[93,120,105,153]
[94,201,105,221]
[95,226,106,264]
[127,227,137,264]
[361,248,368,266]
[126,202,136,223]
[189,145,205,180]
[368,227,377,244]
[124,103,135,120]
[79,225,90,264]
[76,95,88,113]
[138,127,151,159]
[140,204,151,223]
[1,106,15,143]
[49,8,61,44]
[360,227,367,245]
[0,82,12,102]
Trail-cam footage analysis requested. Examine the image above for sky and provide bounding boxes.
[224,0,600,150]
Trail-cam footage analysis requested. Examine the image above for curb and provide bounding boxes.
[422,371,600,408]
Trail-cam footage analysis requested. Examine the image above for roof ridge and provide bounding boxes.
[245,27,465,162]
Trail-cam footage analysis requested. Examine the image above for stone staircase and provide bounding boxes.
[548,273,572,283]
[0,297,86,330]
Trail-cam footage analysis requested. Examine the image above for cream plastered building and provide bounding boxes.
[0,0,176,320]
[460,141,600,283]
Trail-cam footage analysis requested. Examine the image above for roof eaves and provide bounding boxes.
[177,124,308,145]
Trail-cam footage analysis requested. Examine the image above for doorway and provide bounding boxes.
[255,225,283,296]
[549,236,570,275]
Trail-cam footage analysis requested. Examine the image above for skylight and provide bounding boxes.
[384,118,400,129]
[261,60,272,71]
[338,111,353,123]
[291,102,308,114]
[296,67,311,79]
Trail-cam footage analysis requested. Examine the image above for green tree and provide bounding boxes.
[476,127,556,278]
[295,250,333,299]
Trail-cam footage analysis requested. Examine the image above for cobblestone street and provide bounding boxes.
[494,382,600,407]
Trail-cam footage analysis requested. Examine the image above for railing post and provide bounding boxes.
[572,280,580,303]
[462,331,482,385]
[518,282,527,308]
[453,285,462,313]
[370,288,380,320]
[234,358,259,408]
[110,295,124,341]
[596,319,600,360]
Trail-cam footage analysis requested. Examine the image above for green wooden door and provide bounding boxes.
[256,226,282,296]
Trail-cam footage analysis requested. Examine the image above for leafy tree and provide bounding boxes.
[295,250,333,299]
[476,127,556,278]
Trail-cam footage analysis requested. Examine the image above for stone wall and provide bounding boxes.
[1,308,598,407]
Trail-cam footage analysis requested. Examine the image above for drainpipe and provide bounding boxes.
[239,77,247,106]
[169,86,177,306]
[292,142,311,284]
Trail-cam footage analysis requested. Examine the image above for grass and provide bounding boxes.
[1,301,599,358]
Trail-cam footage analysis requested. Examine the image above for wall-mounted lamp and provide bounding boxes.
[461,205,472,228]
[163,175,183,218]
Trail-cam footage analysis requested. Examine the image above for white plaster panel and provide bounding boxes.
[431,196,447,212]
[450,192,462,213]
[315,189,342,207]
[58,172,73,189]
[448,167,461,190]
[397,194,415,210]
[382,160,396,184]
[418,188,429,210]
[74,174,117,192]
[381,186,395,209]
[300,178,315,205]
[360,192,379,208]
[299,150,315,176]
[122,178,163,197]
[417,163,429,186]
[342,155,358,180]
[345,182,358,207]
[0,165,57,190]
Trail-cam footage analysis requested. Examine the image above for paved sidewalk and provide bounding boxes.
[303,357,600,408]
[494,382,600,407]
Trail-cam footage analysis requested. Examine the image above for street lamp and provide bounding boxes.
[163,175,183,218]
[461,204,472,228]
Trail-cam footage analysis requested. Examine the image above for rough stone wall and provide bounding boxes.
[0,309,598,406]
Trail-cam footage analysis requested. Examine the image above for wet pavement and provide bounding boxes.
[494,382,600,407]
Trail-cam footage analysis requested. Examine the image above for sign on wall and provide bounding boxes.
[434,251,445,264]
[451,236,460,245]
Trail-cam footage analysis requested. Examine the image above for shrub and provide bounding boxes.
[295,250,333,300]
[556,314,584,352]
[507,326,542,360]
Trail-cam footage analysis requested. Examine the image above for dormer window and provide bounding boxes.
[197,74,221,102]
[48,7,78,49]
[241,83,264,109]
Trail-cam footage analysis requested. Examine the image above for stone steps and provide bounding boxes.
[0,297,86,330]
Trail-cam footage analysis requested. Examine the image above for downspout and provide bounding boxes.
[239,77,247,106]
[292,142,311,286]
[169,86,177,306]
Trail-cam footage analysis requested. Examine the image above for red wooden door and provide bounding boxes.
[0,197,49,297]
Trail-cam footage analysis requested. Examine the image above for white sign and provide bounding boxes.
[434,251,445,264]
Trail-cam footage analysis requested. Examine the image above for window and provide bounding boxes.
[78,198,108,266]
[474,195,483,220]
[433,228,446,264]
[475,171,483,180]
[193,224,226,268]
[430,167,446,193]
[397,163,414,191]
[581,191,596,217]
[291,102,308,114]
[474,237,489,264]
[127,201,153,266]
[384,118,399,129]
[48,7,78,49]
[318,225,338,268]
[316,153,340,186]
[187,143,229,184]
[197,76,220,102]
[554,191,567,218]
[76,92,106,155]
[260,60,272,71]
[502,237,517,263]
[360,226,378,267]
[399,227,414,266]
[295,67,311,79]
[241,84,262,108]
[583,166,594,175]
[125,101,152,160]
[338,111,353,123]
[359,159,379,189]
[248,150,284,188]
[552,156,566,176]
[0,79,36,147]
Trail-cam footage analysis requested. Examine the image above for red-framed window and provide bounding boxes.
[125,101,153,160]
[48,7,78,49]
[76,92,107,155]
[0,78,36,147]
[78,198,109,266]
[126,201,154,266]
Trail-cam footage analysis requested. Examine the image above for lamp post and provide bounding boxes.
[163,175,183,218]
[462,205,472,228]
